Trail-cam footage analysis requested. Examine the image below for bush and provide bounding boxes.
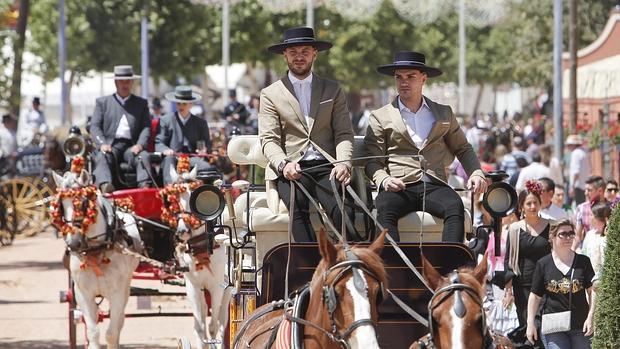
[592,205,620,348]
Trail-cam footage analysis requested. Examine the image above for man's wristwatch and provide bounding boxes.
[277,160,289,174]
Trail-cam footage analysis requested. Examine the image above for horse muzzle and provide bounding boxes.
[66,233,85,251]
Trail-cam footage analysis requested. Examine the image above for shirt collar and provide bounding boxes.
[115,93,131,104]
[398,96,429,114]
[177,112,192,124]
[288,71,313,85]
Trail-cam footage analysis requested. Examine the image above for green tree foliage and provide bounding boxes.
[593,204,620,348]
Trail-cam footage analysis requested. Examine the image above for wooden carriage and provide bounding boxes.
[220,135,479,348]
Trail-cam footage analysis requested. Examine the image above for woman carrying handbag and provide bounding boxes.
[526,219,596,349]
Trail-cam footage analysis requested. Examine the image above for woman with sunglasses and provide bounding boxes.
[503,180,551,348]
[604,180,619,202]
[526,220,595,348]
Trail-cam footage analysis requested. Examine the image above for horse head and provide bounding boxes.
[51,169,103,251]
[418,253,488,349]
[306,229,388,349]
[166,165,202,241]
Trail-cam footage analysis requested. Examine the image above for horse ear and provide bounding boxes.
[78,170,90,186]
[421,254,442,291]
[318,228,337,266]
[169,165,179,183]
[188,166,198,180]
[368,229,387,256]
[52,171,64,187]
[473,252,488,285]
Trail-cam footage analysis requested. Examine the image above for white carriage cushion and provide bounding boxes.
[225,135,472,239]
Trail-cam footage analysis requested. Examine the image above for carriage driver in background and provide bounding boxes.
[90,65,152,193]
[364,51,488,243]
[259,27,356,242]
[156,86,215,185]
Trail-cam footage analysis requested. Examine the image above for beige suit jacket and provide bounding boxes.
[364,97,484,188]
[259,74,354,180]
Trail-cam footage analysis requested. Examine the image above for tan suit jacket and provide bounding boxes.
[259,74,354,180]
[364,97,484,188]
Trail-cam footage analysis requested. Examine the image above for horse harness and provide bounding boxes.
[63,196,129,255]
[233,250,385,349]
[415,272,500,349]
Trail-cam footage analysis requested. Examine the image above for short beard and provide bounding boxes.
[288,62,312,77]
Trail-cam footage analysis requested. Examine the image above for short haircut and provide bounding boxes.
[607,179,618,187]
[586,176,605,189]
[549,219,575,238]
[591,202,611,221]
[538,177,555,192]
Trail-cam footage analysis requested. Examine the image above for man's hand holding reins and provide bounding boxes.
[467,175,488,195]
[100,144,112,153]
[283,162,302,181]
[383,177,406,192]
[330,163,351,186]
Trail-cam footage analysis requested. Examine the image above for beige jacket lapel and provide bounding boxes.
[308,76,324,132]
[388,98,419,150]
[424,98,450,145]
[279,77,308,131]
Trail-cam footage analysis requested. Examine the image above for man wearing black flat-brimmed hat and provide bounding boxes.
[364,51,487,243]
[90,65,152,192]
[259,26,356,242]
[156,85,214,185]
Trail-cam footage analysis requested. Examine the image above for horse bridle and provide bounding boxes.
[285,250,386,349]
[424,272,488,348]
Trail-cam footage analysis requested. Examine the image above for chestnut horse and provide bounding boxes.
[233,229,388,349]
[410,254,513,349]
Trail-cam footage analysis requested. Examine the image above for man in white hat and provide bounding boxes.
[566,134,590,205]
[156,86,214,184]
[364,51,487,242]
[90,65,152,192]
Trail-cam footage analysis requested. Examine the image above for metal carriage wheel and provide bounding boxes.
[0,182,18,245]
[0,177,54,237]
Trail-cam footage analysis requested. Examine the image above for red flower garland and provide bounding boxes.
[158,182,203,230]
[49,185,99,236]
[70,155,85,174]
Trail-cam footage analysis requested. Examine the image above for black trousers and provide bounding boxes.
[276,160,356,242]
[93,139,151,186]
[375,181,464,242]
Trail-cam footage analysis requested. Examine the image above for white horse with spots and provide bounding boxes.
[52,170,141,349]
[169,166,231,349]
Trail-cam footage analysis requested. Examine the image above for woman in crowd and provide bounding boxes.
[526,219,595,348]
[581,201,610,284]
[504,180,551,348]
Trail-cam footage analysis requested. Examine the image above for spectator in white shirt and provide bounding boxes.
[538,177,569,220]
[515,146,551,192]
[567,134,590,205]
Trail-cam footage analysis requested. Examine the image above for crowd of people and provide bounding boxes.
[462,117,619,348]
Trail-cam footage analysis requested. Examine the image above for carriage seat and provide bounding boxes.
[224,135,471,261]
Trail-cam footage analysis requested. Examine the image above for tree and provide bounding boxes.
[593,204,620,348]
[8,0,28,117]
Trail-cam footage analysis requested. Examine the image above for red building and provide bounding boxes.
[562,8,620,181]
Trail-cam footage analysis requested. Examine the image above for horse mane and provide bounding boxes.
[313,242,388,289]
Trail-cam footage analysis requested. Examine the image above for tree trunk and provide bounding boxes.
[8,0,30,118]
[568,0,578,134]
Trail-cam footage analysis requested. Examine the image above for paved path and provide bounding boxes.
[0,232,199,348]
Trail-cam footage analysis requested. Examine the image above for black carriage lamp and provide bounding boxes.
[62,125,86,157]
[189,184,226,221]
[479,171,518,256]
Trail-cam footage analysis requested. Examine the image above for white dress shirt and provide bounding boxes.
[398,96,435,183]
[398,97,435,148]
[114,94,132,140]
[288,72,324,161]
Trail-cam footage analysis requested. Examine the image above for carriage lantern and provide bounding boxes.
[189,184,226,221]
[481,171,517,256]
[62,126,87,157]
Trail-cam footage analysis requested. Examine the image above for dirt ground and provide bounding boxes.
[0,231,202,348]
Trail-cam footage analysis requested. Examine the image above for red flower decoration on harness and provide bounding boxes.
[70,155,85,174]
[50,185,99,236]
[177,154,191,174]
